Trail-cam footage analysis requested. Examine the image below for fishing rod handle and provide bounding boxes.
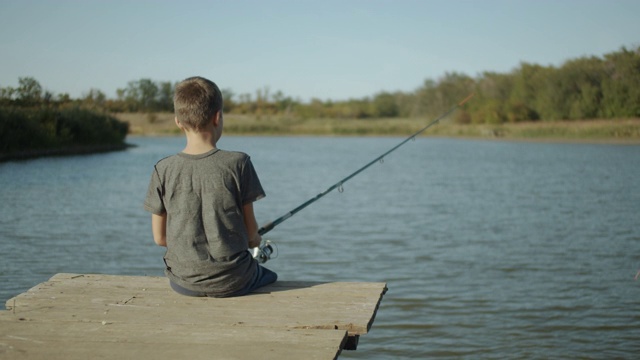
[258,211,293,235]
[258,222,274,236]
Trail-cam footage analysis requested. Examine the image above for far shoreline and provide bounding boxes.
[119,112,640,146]
[126,132,640,146]
[0,143,134,163]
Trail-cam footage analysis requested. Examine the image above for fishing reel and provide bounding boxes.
[251,240,278,264]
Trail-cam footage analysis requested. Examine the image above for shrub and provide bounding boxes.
[0,106,129,154]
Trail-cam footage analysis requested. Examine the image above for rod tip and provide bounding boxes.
[458,93,475,106]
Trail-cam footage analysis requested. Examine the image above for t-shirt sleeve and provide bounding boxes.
[241,157,265,204]
[143,166,166,215]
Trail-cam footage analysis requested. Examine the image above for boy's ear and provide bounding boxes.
[175,117,185,131]
[212,111,221,127]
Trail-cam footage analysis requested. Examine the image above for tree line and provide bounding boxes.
[1,46,638,123]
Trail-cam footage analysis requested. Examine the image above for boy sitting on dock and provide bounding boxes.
[143,76,277,297]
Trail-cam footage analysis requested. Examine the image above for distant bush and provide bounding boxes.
[0,106,129,155]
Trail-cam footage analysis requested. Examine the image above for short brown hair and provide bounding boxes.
[173,76,223,131]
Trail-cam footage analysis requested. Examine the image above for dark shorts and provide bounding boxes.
[169,264,278,298]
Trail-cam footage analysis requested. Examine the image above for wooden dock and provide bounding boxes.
[1,273,387,359]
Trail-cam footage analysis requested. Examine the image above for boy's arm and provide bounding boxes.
[151,213,167,247]
[242,202,262,248]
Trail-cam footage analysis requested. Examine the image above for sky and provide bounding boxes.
[1,0,639,102]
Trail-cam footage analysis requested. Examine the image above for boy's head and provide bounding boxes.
[174,76,223,131]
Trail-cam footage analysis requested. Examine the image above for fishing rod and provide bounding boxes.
[257,93,475,237]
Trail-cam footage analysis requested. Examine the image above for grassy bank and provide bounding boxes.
[1,107,130,161]
[117,112,640,144]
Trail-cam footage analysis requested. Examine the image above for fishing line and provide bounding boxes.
[257,93,475,236]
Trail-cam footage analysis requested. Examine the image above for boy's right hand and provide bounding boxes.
[249,233,262,249]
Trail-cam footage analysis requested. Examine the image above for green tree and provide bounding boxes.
[0,86,16,103]
[157,81,174,112]
[474,99,505,124]
[562,56,606,119]
[510,62,547,121]
[272,90,297,115]
[393,91,417,117]
[472,72,513,123]
[82,88,107,109]
[137,79,159,111]
[601,47,640,117]
[17,77,43,104]
[415,73,475,119]
[221,88,236,112]
[372,91,399,117]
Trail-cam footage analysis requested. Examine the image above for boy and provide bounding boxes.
[143,76,277,297]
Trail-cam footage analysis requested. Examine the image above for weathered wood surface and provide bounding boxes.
[1,273,387,360]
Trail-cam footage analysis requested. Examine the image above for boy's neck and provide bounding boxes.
[182,130,218,155]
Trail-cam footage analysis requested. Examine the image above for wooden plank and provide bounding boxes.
[9,274,385,307]
[3,304,375,332]
[2,273,387,357]
[0,313,346,360]
[6,274,387,336]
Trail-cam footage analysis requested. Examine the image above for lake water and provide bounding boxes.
[1,136,639,359]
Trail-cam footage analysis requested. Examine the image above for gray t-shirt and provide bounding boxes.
[144,148,265,296]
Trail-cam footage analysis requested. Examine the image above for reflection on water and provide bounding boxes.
[1,136,639,359]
